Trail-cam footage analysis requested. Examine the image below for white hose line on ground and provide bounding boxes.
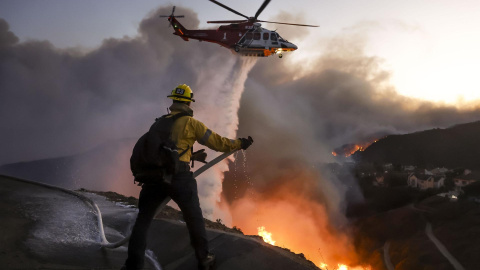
[425,223,466,270]
[0,175,113,245]
[0,175,158,267]
[383,241,394,270]
[145,249,163,270]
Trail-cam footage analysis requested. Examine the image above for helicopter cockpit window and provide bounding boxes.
[245,32,253,40]
[270,33,278,41]
[278,34,287,42]
[253,33,261,40]
[263,33,269,40]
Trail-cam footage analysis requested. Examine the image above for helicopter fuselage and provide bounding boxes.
[169,17,297,57]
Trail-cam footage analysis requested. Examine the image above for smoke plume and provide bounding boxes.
[0,7,255,217]
[221,22,480,267]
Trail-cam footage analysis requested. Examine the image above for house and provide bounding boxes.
[425,167,449,176]
[453,170,480,192]
[383,163,393,172]
[408,173,445,190]
[373,173,385,186]
[403,165,416,172]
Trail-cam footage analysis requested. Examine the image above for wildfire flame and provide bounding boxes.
[228,171,372,270]
[319,263,360,270]
[332,139,379,157]
[257,226,276,245]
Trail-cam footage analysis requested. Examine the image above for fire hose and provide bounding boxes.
[99,149,239,249]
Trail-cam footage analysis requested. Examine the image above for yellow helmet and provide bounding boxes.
[168,84,195,102]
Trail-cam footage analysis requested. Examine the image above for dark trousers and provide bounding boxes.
[125,171,209,270]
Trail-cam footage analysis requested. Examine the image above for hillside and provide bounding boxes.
[0,176,320,270]
[353,120,480,169]
[0,139,138,196]
[352,196,480,270]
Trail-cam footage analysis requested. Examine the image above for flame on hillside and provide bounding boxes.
[319,262,370,270]
[225,168,370,270]
[257,226,276,245]
[332,139,379,157]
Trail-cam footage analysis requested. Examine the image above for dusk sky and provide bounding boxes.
[2,0,480,104]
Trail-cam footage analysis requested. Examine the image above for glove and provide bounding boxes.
[239,136,254,150]
[191,149,208,163]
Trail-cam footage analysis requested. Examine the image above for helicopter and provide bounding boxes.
[160,0,318,58]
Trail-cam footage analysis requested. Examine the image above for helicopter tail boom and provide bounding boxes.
[169,17,189,41]
[160,6,190,41]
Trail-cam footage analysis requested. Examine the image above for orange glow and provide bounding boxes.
[346,145,362,157]
[332,138,379,157]
[319,263,371,270]
[226,169,368,269]
[257,226,276,245]
[178,29,184,35]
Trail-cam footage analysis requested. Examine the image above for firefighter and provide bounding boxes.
[123,84,253,270]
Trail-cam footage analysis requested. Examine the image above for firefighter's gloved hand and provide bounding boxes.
[191,149,207,163]
[239,136,254,150]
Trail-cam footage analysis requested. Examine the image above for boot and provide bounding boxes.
[199,253,216,270]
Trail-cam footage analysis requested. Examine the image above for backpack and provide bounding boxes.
[130,112,190,184]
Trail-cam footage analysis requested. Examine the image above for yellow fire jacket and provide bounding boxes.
[169,103,242,162]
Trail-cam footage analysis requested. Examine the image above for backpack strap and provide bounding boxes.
[168,111,192,158]
[155,111,191,121]
[179,145,190,158]
[170,111,192,121]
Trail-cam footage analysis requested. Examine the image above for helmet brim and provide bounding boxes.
[168,95,195,102]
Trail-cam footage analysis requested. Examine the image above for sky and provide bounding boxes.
[2,0,480,104]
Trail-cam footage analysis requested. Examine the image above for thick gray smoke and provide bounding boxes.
[0,7,256,216]
[225,22,480,222]
[219,25,480,266]
[0,8,220,165]
[238,28,480,161]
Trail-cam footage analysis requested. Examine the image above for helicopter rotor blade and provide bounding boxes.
[159,15,184,18]
[254,0,271,19]
[209,0,249,20]
[257,20,319,27]
[207,20,248,24]
[172,6,176,15]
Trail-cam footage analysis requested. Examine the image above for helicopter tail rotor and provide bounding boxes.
[159,6,185,27]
